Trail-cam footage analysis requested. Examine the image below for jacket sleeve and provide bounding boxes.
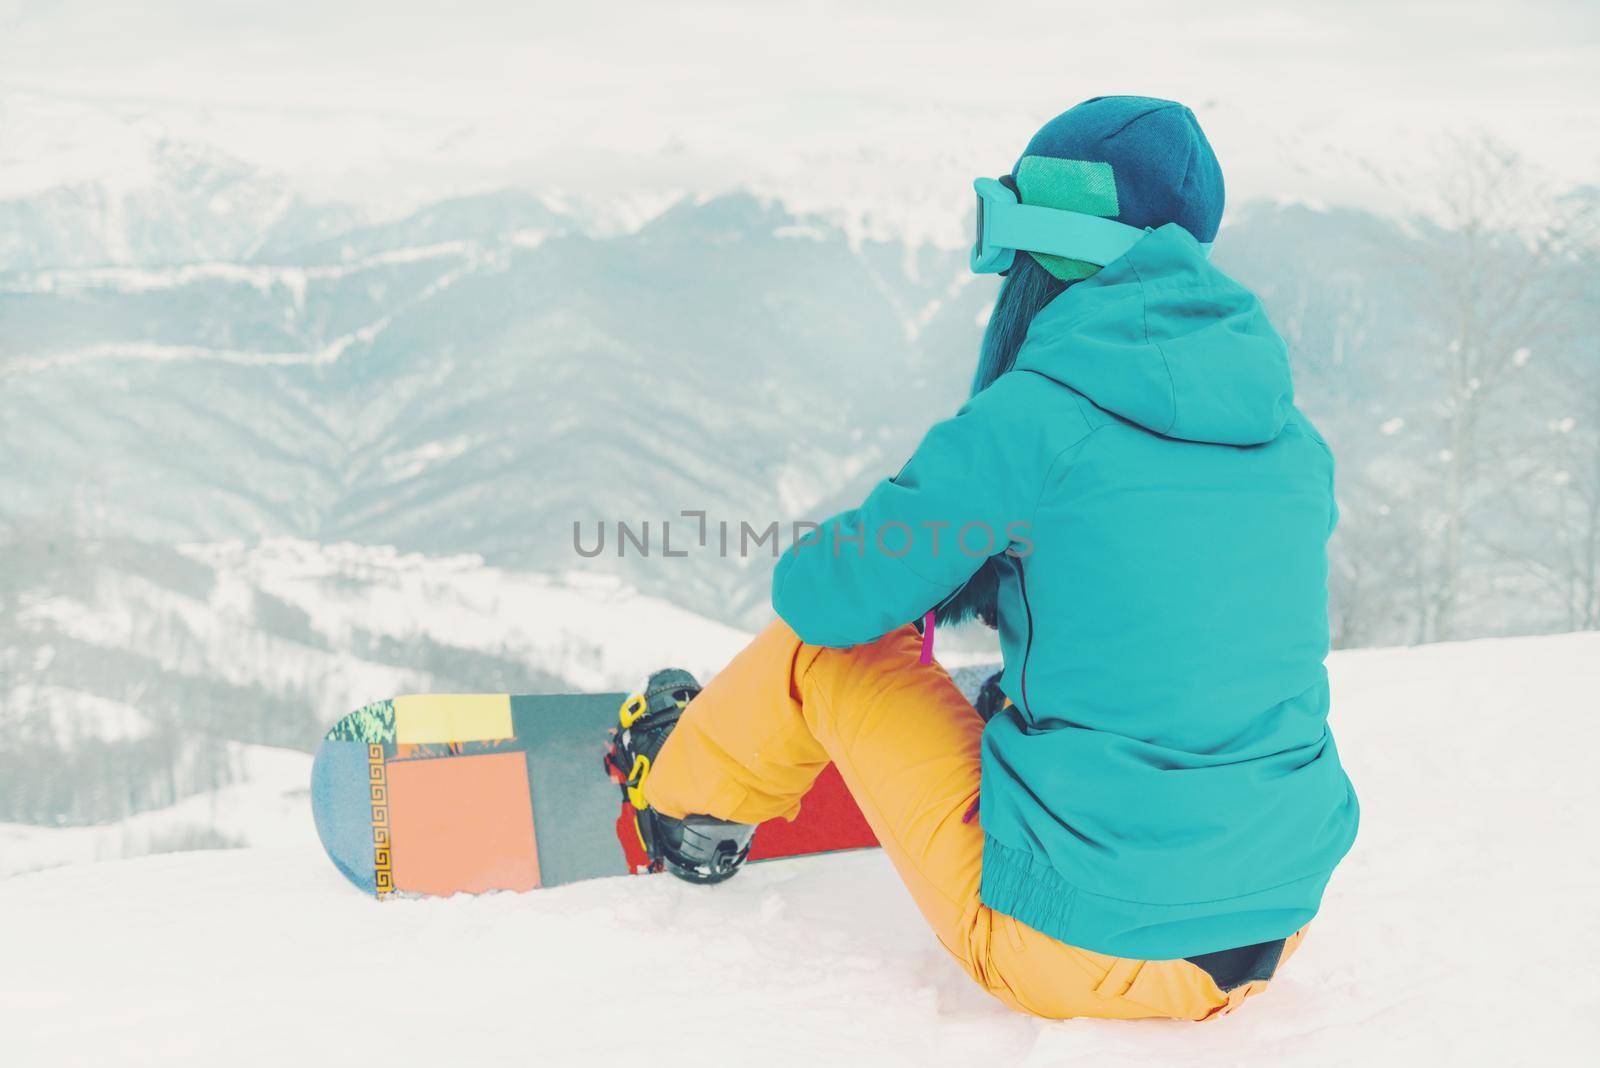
[770,388,1046,648]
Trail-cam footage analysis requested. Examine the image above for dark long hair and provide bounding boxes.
[935,254,1070,629]
[970,253,1068,397]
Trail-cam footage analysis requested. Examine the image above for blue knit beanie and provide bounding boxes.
[1011,96,1224,280]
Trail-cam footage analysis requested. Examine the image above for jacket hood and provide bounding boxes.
[1013,224,1292,445]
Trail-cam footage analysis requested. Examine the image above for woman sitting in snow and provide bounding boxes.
[607,96,1359,1021]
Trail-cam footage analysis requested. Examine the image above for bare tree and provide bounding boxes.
[1396,135,1591,640]
[1542,392,1600,630]
[1460,180,1600,632]
[1489,231,1600,630]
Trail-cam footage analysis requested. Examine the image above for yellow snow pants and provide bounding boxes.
[643,620,1304,1021]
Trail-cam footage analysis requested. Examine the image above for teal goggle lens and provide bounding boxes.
[970,177,1018,274]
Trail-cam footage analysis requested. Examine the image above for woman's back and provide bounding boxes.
[774,224,1359,959]
[979,241,1356,959]
[977,229,1358,957]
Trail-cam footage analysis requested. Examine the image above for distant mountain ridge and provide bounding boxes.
[0,159,1413,619]
[1,163,987,629]
[0,144,1494,648]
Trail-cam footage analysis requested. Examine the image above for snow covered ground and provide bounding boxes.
[3,632,1598,1066]
[0,744,310,878]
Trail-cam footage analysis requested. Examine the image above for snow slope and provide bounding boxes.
[0,744,310,878]
[3,633,1598,1066]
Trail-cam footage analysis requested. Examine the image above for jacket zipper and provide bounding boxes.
[1015,560,1035,718]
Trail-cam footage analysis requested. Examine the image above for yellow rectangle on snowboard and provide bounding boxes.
[394,694,513,744]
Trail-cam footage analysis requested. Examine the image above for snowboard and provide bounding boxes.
[310,692,879,898]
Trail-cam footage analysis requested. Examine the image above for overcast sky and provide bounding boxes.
[1,0,1594,229]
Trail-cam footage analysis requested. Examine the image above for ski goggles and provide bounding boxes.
[969,176,1211,275]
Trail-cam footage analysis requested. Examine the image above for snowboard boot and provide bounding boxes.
[604,668,756,885]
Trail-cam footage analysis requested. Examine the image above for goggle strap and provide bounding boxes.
[990,200,1140,267]
[979,180,1213,269]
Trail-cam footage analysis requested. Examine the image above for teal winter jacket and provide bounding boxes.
[770,223,1359,960]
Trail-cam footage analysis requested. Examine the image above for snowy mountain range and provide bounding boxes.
[0,138,993,620]
[0,147,1429,608]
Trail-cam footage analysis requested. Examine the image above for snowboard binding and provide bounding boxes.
[604,668,755,885]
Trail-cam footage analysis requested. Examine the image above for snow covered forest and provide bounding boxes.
[1314,141,1599,644]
